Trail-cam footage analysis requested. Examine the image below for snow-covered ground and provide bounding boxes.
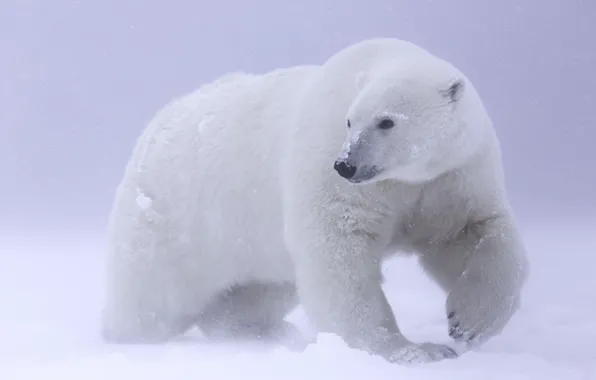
[1,225,594,379]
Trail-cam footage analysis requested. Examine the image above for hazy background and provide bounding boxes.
[1,0,594,235]
[1,3,595,377]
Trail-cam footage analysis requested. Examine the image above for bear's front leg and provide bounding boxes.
[422,213,529,348]
[285,201,457,364]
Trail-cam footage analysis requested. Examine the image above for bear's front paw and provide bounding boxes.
[446,280,520,347]
[386,342,458,365]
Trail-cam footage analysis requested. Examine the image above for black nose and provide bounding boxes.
[334,160,357,179]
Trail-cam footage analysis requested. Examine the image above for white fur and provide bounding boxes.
[101,38,529,364]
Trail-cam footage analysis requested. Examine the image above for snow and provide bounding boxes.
[135,191,153,210]
[1,225,595,379]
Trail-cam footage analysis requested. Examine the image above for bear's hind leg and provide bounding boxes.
[101,186,200,344]
[101,248,199,344]
[197,282,306,350]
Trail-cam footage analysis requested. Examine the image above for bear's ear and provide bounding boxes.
[441,77,465,103]
[355,71,369,92]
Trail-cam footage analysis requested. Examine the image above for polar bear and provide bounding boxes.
[101,38,529,364]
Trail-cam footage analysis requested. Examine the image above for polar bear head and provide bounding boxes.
[334,61,487,184]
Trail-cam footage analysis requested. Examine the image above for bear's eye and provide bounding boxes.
[377,118,395,130]
[347,119,351,129]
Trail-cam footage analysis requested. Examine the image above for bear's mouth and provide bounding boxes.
[348,165,381,184]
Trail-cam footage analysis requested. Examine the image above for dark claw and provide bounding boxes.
[449,322,464,339]
[447,311,455,319]
[467,333,477,342]
[449,322,460,334]
[444,346,458,358]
